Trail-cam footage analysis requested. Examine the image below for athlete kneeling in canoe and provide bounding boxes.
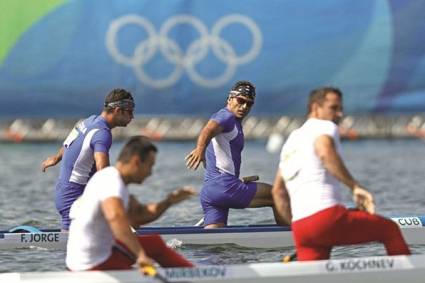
[66,136,195,270]
[272,87,411,261]
[186,80,288,228]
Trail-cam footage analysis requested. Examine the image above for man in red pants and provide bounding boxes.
[66,136,196,270]
[272,87,411,261]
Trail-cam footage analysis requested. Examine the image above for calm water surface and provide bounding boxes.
[0,139,424,272]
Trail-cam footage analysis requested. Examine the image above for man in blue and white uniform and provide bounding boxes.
[186,81,287,228]
[41,88,135,230]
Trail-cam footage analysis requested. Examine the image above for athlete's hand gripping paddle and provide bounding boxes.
[142,265,171,283]
[143,265,191,283]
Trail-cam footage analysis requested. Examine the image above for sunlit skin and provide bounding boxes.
[227,96,254,119]
[115,107,134,127]
[122,151,156,185]
[311,92,343,125]
[135,151,155,184]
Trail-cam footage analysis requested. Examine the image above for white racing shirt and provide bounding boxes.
[66,166,129,271]
[279,118,343,221]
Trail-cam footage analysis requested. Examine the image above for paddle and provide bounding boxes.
[142,265,171,283]
[282,252,297,263]
[142,265,192,283]
[242,175,259,182]
[194,217,204,226]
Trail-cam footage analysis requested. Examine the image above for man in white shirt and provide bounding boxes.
[66,136,195,270]
[272,87,410,261]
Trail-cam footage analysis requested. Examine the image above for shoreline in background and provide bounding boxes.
[1,115,425,143]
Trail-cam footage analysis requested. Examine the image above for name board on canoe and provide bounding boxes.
[392,217,422,227]
[20,233,60,243]
[325,258,395,272]
[165,266,226,279]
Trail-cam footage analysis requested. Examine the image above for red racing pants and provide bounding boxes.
[90,234,194,270]
[291,205,411,261]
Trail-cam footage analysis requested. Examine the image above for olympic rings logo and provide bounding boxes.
[106,14,262,89]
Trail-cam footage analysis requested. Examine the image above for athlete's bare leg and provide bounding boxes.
[248,182,288,225]
[204,223,226,229]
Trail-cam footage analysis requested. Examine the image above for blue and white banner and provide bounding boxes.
[1,0,425,117]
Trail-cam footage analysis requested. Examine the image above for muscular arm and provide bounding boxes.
[128,197,171,227]
[185,120,223,170]
[315,134,375,213]
[42,120,82,172]
[41,147,64,172]
[271,169,292,224]
[101,197,148,260]
[314,135,358,190]
[128,187,196,227]
[94,152,110,171]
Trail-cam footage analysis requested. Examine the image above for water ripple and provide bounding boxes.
[1,140,424,272]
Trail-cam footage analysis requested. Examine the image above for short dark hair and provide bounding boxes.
[104,88,134,112]
[307,87,342,114]
[229,80,256,99]
[117,136,157,163]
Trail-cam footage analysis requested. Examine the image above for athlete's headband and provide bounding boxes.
[229,84,256,100]
[104,99,135,109]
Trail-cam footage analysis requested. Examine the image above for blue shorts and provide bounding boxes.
[55,182,85,230]
[200,173,257,225]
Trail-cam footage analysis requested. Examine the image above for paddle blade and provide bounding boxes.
[142,266,171,283]
[142,265,157,277]
[282,252,297,263]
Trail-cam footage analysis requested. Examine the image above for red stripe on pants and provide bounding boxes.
[291,205,411,261]
[90,234,194,270]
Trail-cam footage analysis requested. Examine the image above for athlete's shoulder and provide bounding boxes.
[285,128,301,143]
[91,167,126,198]
[305,118,338,134]
[82,115,109,130]
[212,107,232,117]
[211,108,235,123]
[94,116,111,130]
[81,115,97,126]
[98,166,118,176]
[91,128,112,148]
[210,108,237,132]
[86,114,97,121]
[281,128,301,153]
[89,167,117,186]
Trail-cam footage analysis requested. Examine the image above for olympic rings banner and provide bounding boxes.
[1,0,425,117]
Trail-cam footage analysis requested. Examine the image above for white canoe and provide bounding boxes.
[2,254,425,283]
[1,215,424,250]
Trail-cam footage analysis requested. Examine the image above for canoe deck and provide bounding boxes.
[2,254,425,283]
